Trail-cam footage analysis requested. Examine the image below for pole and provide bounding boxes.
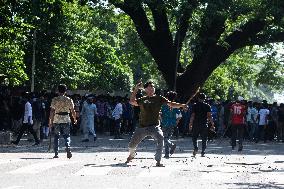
[31,30,36,92]
[173,17,181,92]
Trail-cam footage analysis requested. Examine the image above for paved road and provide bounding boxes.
[0,135,283,189]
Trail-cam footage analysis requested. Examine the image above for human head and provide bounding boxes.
[87,95,93,104]
[198,93,206,102]
[144,81,155,96]
[166,91,177,101]
[237,96,244,102]
[58,84,67,94]
[22,92,31,101]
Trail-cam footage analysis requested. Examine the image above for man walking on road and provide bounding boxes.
[81,96,98,142]
[48,84,77,159]
[189,93,215,157]
[160,91,182,158]
[12,92,40,146]
[230,96,246,151]
[125,81,187,167]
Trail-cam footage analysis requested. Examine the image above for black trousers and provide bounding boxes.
[15,123,40,144]
[231,124,245,147]
[192,126,208,153]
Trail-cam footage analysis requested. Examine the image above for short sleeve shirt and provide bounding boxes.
[51,96,74,124]
[258,108,270,126]
[230,103,246,125]
[192,102,211,126]
[137,95,168,127]
[160,104,181,127]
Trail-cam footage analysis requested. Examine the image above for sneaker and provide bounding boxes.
[66,150,72,159]
[201,152,205,157]
[170,144,176,155]
[53,155,59,158]
[81,139,89,142]
[164,154,169,159]
[11,141,18,145]
[156,161,165,167]
[125,155,135,163]
[192,148,198,157]
[32,142,40,146]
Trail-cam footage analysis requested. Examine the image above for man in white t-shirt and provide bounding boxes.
[256,103,270,143]
[112,98,123,139]
[12,92,40,146]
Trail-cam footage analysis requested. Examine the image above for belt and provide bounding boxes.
[56,112,69,115]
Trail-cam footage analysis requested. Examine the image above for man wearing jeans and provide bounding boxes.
[48,84,77,159]
[125,81,186,167]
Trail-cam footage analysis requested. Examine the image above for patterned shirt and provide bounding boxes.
[50,95,74,124]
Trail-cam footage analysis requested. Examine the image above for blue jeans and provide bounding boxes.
[248,122,257,140]
[53,123,71,155]
[162,127,175,156]
[114,118,122,138]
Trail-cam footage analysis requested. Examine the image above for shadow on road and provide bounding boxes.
[1,135,284,156]
[226,182,284,189]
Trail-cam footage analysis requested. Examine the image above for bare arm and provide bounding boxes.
[167,101,187,109]
[207,112,215,129]
[130,82,143,106]
[70,107,77,124]
[48,108,55,128]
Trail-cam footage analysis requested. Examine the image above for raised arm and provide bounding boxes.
[130,81,143,106]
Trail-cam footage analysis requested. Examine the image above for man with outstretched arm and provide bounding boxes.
[125,81,187,167]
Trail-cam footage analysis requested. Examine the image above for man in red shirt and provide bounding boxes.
[230,96,246,151]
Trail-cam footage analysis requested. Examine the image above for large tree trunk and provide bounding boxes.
[107,1,284,101]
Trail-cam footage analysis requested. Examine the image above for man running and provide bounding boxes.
[125,81,187,167]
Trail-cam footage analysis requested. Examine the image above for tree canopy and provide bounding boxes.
[107,0,284,99]
[0,0,283,101]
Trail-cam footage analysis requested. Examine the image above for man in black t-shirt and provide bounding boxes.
[126,81,187,167]
[189,93,215,157]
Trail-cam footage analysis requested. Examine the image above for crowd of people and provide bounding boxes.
[0,83,284,163]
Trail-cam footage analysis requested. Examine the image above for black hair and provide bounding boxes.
[144,81,154,89]
[198,93,206,100]
[166,91,177,101]
[58,84,67,94]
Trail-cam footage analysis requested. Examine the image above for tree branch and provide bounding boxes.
[109,0,155,47]
[173,0,198,50]
[146,0,170,34]
[244,31,284,46]
[224,19,266,53]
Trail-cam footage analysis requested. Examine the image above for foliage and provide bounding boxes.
[203,45,284,101]
[50,2,133,92]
